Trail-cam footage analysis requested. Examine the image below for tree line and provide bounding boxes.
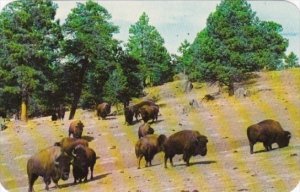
[0,0,298,121]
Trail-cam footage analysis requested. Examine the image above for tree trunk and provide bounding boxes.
[228,81,234,96]
[69,61,88,120]
[21,90,28,121]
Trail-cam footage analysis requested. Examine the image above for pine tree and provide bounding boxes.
[127,12,172,86]
[60,0,118,119]
[0,0,62,120]
[185,0,288,95]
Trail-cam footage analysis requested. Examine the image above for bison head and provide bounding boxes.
[54,153,72,180]
[278,131,291,148]
[147,127,154,135]
[124,107,134,125]
[196,135,208,156]
[74,121,84,138]
[72,145,88,171]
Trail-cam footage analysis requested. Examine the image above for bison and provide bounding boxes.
[57,105,65,120]
[51,105,65,121]
[135,134,167,169]
[247,119,291,154]
[27,146,72,192]
[139,105,159,123]
[124,100,157,125]
[163,130,208,168]
[72,145,96,183]
[69,120,84,138]
[96,102,111,120]
[124,106,135,125]
[54,137,88,156]
[138,123,154,138]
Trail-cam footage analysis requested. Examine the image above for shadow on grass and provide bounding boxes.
[57,173,111,189]
[175,160,217,167]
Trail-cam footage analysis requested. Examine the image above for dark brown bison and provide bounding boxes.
[54,137,88,156]
[135,134,167,169]
[69,120,84,138]
[138,123,154,138]
[27,146,72,192]
[57,105,65,120]
[124,100,157,125]
[139,105,159,123]
[124,106,135,125]
[247,119,291,154]
[72,145,96,183]
[163,130,208,168]
[96,102,111,120]
[51,105,65,121]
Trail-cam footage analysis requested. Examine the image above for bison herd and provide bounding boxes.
[25,100,292,192]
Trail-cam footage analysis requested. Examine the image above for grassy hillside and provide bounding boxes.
[1,69,300,192]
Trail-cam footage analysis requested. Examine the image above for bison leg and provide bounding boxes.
[84,169,89,182]
[263,142,269,151]
[183,153,191,166]
[137,155,143,169]
[28,174,38,192]
[249,142,254,154]
[170,156,174,167]
[43,177,51,190]
[90,165,94,180]
[268,144,272,151]
[164,154,168,168]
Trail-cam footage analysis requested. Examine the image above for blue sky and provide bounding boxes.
[1,0,299,59]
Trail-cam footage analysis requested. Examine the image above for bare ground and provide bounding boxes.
[1,69,300,192]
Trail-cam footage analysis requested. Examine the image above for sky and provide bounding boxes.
[0,0,299,59]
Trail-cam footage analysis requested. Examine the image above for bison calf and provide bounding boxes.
[69,120,84,138]
[135,134,167,169]
[247,119,291,154]
[96,102,111,120]
[163,130,208,168]
[54,137,88,156]
[138,123,154,138]
[72,145,96,183]
[27,146,72,192]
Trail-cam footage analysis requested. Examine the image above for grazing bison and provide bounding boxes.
[72,145,96,183]
[124,106,135,125]
[54,137,88,156]
[124,100,157,124]
[96,102,111,120]
[69,120,84,138]
[163,130,208,168]
[27,146,72,192]
[138,123,154,138]
[135,134,167,169]
[139,105,159,123]
[247,119,291,154]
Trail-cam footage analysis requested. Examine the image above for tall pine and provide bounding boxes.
[127,12,172,86]
[0,0,62,120]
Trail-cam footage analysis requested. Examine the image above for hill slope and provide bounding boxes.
[1,69,300,192]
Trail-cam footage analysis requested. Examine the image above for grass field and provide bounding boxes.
[1,69,300,192]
